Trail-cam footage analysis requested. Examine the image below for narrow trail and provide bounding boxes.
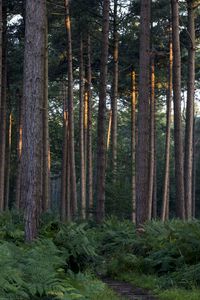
[103,278,158,300]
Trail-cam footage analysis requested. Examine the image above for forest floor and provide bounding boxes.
[103,278,158,300]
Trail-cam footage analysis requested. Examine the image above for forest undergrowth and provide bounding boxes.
[1,211,200,299]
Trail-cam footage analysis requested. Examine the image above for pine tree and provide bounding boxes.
[96,0,110,222]
[22,0,46,241]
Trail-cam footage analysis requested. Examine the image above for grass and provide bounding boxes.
[117,271,200,300]
[158,288,200,300]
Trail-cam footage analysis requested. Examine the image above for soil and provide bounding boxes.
[103,278,158,300]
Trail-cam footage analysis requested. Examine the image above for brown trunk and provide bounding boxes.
[4,112,12,210]
[111,0,118,177]
[192,117,196,217]
[84,92,88,166]
[96,0,110,222]
[85,35,93,217]
[136,0,151,225]
[0,0,2,112]
[61,86,68,222]
[152,156,157,218]
[79,36,86,219]
[131,70,136,223]
[161,31,173,221]
[64,0,77,218]
[23,0,46,241]
[42,17,50,212]
[171,0,185,219]
[0,3,7,212]
[15,90,23,209]
[184,0,195,219]
[107,110,112,151]
[148,57,155,220]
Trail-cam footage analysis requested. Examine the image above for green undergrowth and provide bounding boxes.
[117,271,200,300]
[2,212,200,298]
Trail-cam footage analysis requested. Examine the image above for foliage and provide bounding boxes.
[55,222,97,272]
[2,213,200,297]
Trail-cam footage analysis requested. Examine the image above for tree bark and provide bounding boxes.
[184,0,195,219]
[111,0,118,178]
[161,30,173,221]
[107,110,112,151]
[15,90,23,210]
[96,0,110,222]
[148,57,155,220]
[4,112,12,210]
[171,0,185,219]
[22,0,46,241]
[61,86,68,222]
[42,16,50,212]
[64,0,77,218]
[79,36,86,219]
[136,0,151,225]
[0,3,7,212]
[0,0,2,114]
[192,117,196,217]
[85,35,93,218]
[131,70,136,223]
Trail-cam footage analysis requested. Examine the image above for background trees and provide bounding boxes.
[0,0,200,239]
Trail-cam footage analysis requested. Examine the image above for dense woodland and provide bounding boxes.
[0,0,200,299]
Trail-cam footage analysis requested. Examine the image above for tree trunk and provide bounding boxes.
[153,66,157,219]
[111,0,118,178]
[131,70,136,223]
[61,86,68,222]
[192,117,196,217]
[107,110,112,151]
[161,30,173,221]
[148,57,155,220]
[85,35,93,218]
[79,36,86,219]
[15,90,23,210]
[22,0,46,241]
[0,0,2,114]
[96,0,110,222]
[152,155,157,218]
[171,0,185,219]
[136,0,151,225]
[4,112,12,210]
[0,3,7,212]
[64,0,77,218]
[42,16,50,212]
[184,0,195,220]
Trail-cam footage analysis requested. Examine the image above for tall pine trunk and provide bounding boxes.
[0,0,2,114]
[107,110,112,151]
[148,57,155,220]
[111,0,118,178]
[64,0,77,218]
[96,0,110,222]
[85,35,93,217]
[131,70,136,223]
[136,0,151,225]
[42,17,50,212]
[184,0,195,219]
[15,90,23,209]
[4,112,12,210]
[22,0,46,241]
[161,30,173,221]
[192,118,196,217]
[79,36,86,219]
[0,3,7,212]
[171,0,185,219]
[61,87,68,222]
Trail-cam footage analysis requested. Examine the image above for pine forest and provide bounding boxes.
[0,0,200,299]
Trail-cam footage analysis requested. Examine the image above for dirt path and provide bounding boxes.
[103,278,158,300]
